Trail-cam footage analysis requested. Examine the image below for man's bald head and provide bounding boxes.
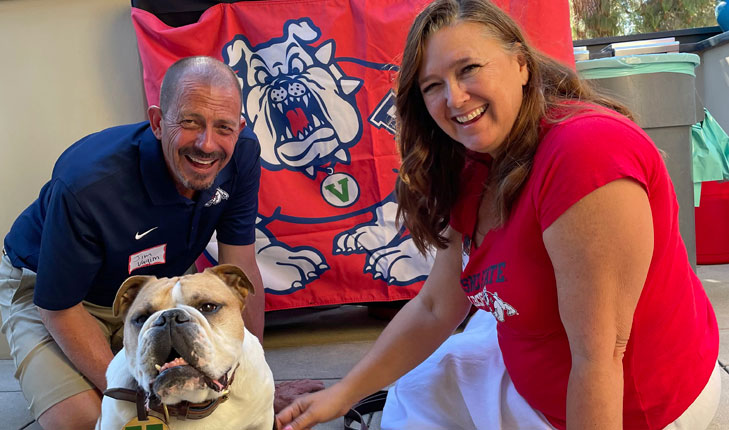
[149,56,246,200]
[159,56,242,116]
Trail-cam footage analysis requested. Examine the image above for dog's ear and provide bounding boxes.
[206,264,255,301]
[114,275,154,318]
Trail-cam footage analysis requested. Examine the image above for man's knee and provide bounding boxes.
[37,389,101,430]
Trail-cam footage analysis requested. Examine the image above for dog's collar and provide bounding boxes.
[104,365,238,422]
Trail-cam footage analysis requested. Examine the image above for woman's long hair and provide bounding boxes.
[395,0,631,254]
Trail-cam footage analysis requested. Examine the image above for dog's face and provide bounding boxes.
[225,19,362,172]
[113,264,254,405]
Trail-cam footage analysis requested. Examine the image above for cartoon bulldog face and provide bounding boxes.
[225,19,363,176]
[113,265,254,405]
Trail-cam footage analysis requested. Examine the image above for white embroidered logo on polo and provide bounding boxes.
[204,187,229,207]
[135,226,158,240]
[129,244,166,274]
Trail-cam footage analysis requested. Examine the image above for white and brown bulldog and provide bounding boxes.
[97,264,274,430]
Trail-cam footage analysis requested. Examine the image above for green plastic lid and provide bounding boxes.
[576,53,701,80]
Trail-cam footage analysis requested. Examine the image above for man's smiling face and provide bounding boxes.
[152,76,244,199]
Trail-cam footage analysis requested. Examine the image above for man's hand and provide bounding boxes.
[274,379,325,414]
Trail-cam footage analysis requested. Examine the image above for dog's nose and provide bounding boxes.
[152,309,191,327]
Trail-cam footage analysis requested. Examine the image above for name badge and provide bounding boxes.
[122,415,169,430]
[129,244,166,274]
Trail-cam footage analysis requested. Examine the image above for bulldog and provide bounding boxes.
[97,264,274,430]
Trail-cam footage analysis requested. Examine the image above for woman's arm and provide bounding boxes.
[543,178,653,429]
[276,227,472,430]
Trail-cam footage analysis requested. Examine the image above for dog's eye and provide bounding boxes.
[289,57,305,75]
[133,314,149,326]
[254,68,271,86]
[198,303,220,314]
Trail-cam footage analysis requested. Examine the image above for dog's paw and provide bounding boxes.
[333,223,389,254]
[364,238,433,284]
[257,243,328,292]
[333,201,400,254]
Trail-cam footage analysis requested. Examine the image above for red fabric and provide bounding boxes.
[131,0,573,311]
[132,1,574,109]
[695,180,729,264]
[494,0,575,67]
[452,106,719,428]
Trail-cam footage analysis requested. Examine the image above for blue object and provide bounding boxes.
[717,1,729,32]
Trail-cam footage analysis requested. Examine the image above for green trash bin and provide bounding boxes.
[577,53,702,267]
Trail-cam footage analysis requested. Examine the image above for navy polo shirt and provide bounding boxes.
[4,121,260,310]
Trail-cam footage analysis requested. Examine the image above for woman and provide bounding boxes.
[276,0,721,429]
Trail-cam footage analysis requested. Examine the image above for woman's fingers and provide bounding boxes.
[276,397,308,429]
[276,392,326,430]
[275,387,351,430]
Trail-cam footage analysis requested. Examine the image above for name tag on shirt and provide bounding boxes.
[129,244,166,274]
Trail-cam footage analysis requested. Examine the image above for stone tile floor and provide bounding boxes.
[2,265,728,429]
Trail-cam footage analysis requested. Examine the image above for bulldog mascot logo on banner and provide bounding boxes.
[225,19,363,176]
[220,18,432,295]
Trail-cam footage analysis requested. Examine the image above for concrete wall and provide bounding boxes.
[0,0,146,358]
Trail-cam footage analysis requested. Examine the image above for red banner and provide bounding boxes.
[131,0,573,311]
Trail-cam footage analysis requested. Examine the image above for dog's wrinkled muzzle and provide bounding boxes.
[141,309,213,395]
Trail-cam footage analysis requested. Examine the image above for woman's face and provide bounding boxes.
[418,21,529,156]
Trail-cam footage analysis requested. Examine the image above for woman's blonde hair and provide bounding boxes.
[395,0,631,254]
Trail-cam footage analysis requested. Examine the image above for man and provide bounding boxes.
[0,56,319,430]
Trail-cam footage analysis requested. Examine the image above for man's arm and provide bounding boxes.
[217,242,265,341]
[217,241,325,412]
[39,302,115,392]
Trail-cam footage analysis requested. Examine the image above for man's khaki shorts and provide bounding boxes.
[0,253,124,419]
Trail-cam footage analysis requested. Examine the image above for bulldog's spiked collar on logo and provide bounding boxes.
[104,365,237,422]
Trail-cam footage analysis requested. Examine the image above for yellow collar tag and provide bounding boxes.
[122,415,169,430]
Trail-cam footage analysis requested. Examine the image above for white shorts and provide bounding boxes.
[381,310,721,430]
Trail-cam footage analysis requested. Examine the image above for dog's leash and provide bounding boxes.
[343,390,388,430]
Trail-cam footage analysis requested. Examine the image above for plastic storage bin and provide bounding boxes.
[577,53,702,267]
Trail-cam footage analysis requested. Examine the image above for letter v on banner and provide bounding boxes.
[321,172,359,208]
[325,178,349,202]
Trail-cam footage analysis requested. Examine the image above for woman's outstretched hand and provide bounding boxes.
[274,379,326,413]
[275,384,354,430]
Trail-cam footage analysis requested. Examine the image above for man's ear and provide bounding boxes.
[239,115,246,130]
[148,105,164,140]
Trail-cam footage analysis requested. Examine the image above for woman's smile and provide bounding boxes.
[454,105,487,124]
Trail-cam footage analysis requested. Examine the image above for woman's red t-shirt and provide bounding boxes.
[450,107,719,429]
